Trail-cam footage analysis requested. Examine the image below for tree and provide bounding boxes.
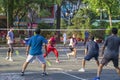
[53,0,80,42]
[0,0,55,28]
[83,0,120,27]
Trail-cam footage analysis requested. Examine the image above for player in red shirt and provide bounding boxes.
[44,34,59,63]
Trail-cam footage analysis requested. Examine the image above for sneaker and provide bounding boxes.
[21,72,24,76]
[93,77,100,80]
[78,68,85,72]
[8,58,13,62]
[41,72,48,76]
[56,60,60,63]
[5,57,9,60]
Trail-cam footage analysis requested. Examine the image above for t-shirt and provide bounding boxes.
[104,35,120,57]
[69,38,77,47]
[28,34,48,55]
[72,38,77,45]
[85,40,99,54]
[48,36,56,47]
[7,31,14,44]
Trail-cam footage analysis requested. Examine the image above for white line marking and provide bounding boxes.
[61,72,87,80]
[0,71,87,80]
[48,68,63,71]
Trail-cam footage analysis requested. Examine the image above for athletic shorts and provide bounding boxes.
[26,54,46,64]
[101,56,118,67]
[8,43,14,53]
[84,54,99,61]
[69,46,74,51]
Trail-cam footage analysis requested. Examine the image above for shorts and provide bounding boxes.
[7,40,13,44]
[8,43,14,53]
[84,54,99,61]
[26,54,46,64]
[101,56,118,67]
[69,46,74,51]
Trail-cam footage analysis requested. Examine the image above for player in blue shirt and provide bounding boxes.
[6,27,14,61]
[21,28,48,76]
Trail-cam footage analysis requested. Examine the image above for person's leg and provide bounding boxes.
[6,50,10,60]
[37,55,47,75]
[52,48,59,62]
[95,57,109,79]
[97,64,104,77]
[79,55,91,72]
[67,46,74,58]
[113,57,120,76]
[96,60,99,66]
[94,55,99,66]
[84,38,87,45]
[22,62,29,73]
[68,48,75,56]
[6,44,11,60]
[96,56,108,78]
[73,48,77,58]
[9,44,14,61]
[63,39,66,46]
[94,56,110,80]
[83,55,92,68]
[21,55,34,76]
[9,52,13,59]
[64,39,67,46]
[43,47,51,57]
[42,63,46,73]
[115,67,120,76]
[67,51,74,56]
[66,52,73,59]
[78,59,86,72]
[82,59,86,69]
[10,44,14,58]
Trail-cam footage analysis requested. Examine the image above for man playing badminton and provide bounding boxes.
[6,27,14,61]
[44,34,60,63]
[94,28,120,80]
[21,28,48,76]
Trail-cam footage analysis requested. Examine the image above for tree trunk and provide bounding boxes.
[56,5,61,43]
[7,0,14,28]
[108,6,112,27]
[109,14,112,27]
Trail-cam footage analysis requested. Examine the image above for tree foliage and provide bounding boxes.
[0,0,59,28]
[83,0,120,27]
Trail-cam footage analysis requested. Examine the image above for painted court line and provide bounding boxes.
[61,71,87,80]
